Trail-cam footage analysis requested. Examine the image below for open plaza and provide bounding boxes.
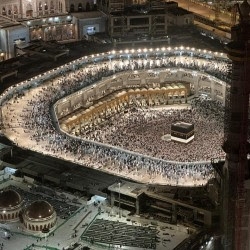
[0,47,228,186]
[0,176,190,250]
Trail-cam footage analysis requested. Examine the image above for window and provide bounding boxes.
[44,1,48,11]
[39,2,42,11]
[2,7,6,15]
[26,4,33,17]
[59,1,63,12]
[50,0,54,9]
[8,8,12,16]
[78,3,83,11]
[13,5,18,15]
[70,4,74,12]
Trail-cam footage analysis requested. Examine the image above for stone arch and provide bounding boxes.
[176,90,181,96]
[180,90,186,96]
[50,0,55,12]
[13,5,18,15]
[86,2,90,11]
[2,7,6,15]
[70,4,74,12]
[78,3,83,11]
[38,1,43,11]
[26,3,33,17]
[45,1,48,10]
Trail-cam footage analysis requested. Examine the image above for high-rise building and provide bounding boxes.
[98,0,193,38]
[222,1,250,249]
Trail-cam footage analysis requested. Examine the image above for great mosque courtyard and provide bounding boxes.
[0,47,229,186]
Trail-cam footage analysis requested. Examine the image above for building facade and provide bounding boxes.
[221,1,250,249]
[98,0,193,38]
[108,181,219,227]
[0,0,107,59]
[0,23,29,59]
[0,0,194,59]
[0,0,66,19]
[65,0,97,12]
[0,0,76,59]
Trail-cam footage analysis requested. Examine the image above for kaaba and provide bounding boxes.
[171,122,194,143]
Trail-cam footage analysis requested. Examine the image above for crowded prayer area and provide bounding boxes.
[0,47,229,186]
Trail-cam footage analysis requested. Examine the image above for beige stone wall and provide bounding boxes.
[0,0,67,19]
[23,211,57,232]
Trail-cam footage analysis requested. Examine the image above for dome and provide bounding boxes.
[25,201,54,219]
[0,189,22,208]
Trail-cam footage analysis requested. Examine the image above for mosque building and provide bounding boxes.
[0,187,57,233]
[23,200,57,232]
[0,189,23,222]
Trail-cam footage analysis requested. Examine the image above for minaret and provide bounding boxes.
[222,1,250,249]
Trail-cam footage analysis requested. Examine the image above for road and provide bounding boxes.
[173,0,232,24]
[170,0,232,41]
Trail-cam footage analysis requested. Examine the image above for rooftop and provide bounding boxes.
[16,40,69,59]
[108,181,145,198]
[24,200,55,219]
[0,16,20,28]
[168,7,192,16]
[172,122,194,129]
[108,181,216,211]
[72,11,107,19]
[0,189,22,208]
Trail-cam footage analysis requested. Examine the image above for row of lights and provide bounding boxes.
[27,15,72,26]
[30,47,227,86]
[85,47,226,62]
[106,47,225,56]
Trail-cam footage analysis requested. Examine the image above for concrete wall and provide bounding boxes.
[0,24,29,59]
[78,16,106,38]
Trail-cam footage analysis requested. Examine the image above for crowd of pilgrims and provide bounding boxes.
[2,50,229,185]
[83,98,225,162]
